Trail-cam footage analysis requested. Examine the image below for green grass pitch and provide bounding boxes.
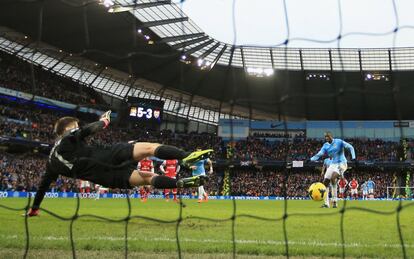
[0,198,413,258]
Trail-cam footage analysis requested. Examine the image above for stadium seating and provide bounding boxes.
[0,59,410,199]
[0,52,108,108]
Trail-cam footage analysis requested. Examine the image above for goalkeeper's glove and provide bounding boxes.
[100,110,111,128]
[27,208,39,217]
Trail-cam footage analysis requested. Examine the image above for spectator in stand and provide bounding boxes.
[0,52,108,108]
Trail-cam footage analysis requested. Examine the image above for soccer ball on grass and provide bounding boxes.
[308,182,327,201]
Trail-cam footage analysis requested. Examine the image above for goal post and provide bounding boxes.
[386,186,414,200]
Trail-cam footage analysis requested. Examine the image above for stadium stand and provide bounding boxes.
[0,88,403,198]
[0,52,108,108]
[0,151,396,198]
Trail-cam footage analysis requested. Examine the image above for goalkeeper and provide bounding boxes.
[27,111,212,216]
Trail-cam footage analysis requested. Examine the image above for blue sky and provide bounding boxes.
[178,0,414,48]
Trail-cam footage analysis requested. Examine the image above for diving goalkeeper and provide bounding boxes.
[27,111,212,216]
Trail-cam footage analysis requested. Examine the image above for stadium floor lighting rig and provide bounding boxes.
[305,72,331,81]
[246,67,275,77]
[364,72,390,81]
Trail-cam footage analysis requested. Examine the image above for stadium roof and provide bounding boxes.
[115,0,414,70]
[1,0,414,120]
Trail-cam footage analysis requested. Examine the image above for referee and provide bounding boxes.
[27,111,212,216]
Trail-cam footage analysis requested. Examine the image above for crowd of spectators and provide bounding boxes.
[226,137,400,162]
[0,97,409,197]
[0,102,402,163]
[0,52,107,108]
[230,170,396,198]
[1,151,401,198]
[0,52,411,198]
[0,95,407,198]
[0,151,223,196]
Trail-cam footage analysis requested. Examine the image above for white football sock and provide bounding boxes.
[198,186,205,200]
[324,186,330,207]
[331,184,338,203]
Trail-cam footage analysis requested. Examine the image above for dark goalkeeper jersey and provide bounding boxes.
[32,121,107,209]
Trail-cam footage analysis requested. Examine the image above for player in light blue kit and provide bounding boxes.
[190,148,213,203]
[361,182,369,200]
[310,132,356,208]
[366,178,376,198]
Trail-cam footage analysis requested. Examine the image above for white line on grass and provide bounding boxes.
[1,234,413,249]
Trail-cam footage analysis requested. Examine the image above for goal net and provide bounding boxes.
[387,186,414,200]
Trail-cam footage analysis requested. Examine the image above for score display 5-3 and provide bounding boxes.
[129,106,161,120]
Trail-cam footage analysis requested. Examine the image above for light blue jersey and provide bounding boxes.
[362,182,369,193]
[311,138,356,164]
[192,159,207,176]
[366,180,375,189]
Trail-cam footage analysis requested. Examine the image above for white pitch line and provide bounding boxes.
[1,234,413,249]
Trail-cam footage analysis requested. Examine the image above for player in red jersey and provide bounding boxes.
[79,180,91,194]
[137,157,154,202]
[349,178,359,200]
[337,178,348,199]
[160,159,180,202]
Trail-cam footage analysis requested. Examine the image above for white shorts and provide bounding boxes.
[351,189,358,195]
[368,188,374,194]
[324,163,348,180]
[339,187,345,193]
[95,185,109,191]
[80,181,90,188]
[363,190,368,195]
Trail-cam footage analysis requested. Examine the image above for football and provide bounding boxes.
[308,182,327,201]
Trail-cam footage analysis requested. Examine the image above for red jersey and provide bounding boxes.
[162,160,179,178]
[138,159,154,172]
[349,180,358,189]
[338,178,348,188]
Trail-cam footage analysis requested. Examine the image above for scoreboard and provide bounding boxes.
[127,97,164,124]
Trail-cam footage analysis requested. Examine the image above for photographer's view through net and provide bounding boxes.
[0,0,413,258]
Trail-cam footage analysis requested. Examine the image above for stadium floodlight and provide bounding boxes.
[246,67,275,77]
[196,58,213,70]
[137,29,142,34]
[197,58,204,67]
[144,35,150,40]
[102,0,114,8]
[264,68,274,76]
[364,72,389,81]
[107,5,133,13]
[305,72,330,81]
[179,54,191,64]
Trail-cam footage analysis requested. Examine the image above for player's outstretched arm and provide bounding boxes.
[343,140,356,160]
[74,110,111,139]
[29,166,58,217]
[310,147,325,161]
